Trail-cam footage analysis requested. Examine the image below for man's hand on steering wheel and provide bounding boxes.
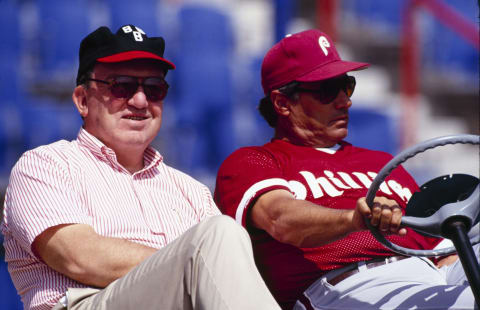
[354,197,407,236]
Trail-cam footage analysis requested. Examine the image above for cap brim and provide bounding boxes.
[296,60,369,82]
[97,51,176,69]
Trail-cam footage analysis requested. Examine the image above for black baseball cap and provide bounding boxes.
[76,24,176,85]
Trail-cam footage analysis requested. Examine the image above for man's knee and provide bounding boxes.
[199,215,251,246]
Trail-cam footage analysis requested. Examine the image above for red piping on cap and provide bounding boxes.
[97,51,175,69]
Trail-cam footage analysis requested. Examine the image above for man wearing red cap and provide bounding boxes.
[214,29,477,309]
[1,25,280,310]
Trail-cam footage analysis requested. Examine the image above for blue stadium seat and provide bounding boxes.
[0,0,21,51]
[0,104,25,179]
[0,0,22,104]
[341,0,404,36]
[177,4,234,54]
[273,0,296,41]
[20,101,82,150]
[0,1,24,180]
[169,4,235,176]
[0,58,22,106]
[0,257,23,310]
[342,0,479,83]
[105,0,160,35]
[239,55,274,147]
[35,0,90,79]
[421,0,479,82]
[1,99,81,181]
[347,106,399,155]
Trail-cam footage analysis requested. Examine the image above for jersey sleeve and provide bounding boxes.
[214,146,294,228]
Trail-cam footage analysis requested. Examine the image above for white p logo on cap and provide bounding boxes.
[318,36,330,56]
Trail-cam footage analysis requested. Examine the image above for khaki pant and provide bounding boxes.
[53,216,280,310]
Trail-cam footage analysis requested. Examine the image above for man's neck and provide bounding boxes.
[112,145,146,174]
[273,128,338,149]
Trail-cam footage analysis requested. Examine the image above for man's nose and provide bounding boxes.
[334,90,352,109]
[128,85,148,109]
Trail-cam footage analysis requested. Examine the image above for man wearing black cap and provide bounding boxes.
[1,25,280,310]
[214,29,477,309]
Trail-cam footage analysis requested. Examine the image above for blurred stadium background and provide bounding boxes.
[0,0,478,308]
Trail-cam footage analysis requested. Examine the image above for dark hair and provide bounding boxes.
[77,67,94,87]
[257,82,299,128]
[258,96,277,127]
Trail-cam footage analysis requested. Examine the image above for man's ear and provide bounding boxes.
[270,90,290,117]
[72,85,88,118]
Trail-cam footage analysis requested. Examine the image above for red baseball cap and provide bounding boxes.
[261,29,369,94]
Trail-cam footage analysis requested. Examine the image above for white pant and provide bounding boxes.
[294,246,479,310]
[53,216,280,310]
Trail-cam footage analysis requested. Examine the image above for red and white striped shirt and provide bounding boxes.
[1,128,220,310]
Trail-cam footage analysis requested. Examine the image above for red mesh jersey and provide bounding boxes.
[214,139,441,309]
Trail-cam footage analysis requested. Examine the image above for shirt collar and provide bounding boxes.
[315,144,341,154]
[77,128,163,172]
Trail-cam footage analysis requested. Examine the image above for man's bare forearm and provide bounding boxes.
[251,190,405,248]
[33,224,157,287]
[251,190,357,248]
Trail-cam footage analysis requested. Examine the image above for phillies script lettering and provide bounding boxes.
[288,170,412,202]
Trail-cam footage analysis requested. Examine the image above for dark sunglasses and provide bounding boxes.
[87,76,169,101]
[280,75,356,104]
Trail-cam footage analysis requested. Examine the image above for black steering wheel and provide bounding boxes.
[365,134,479,256]
[365,134,480,305]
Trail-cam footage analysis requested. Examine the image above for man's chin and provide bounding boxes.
[329,128,348,142]
[116,132,153,147]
